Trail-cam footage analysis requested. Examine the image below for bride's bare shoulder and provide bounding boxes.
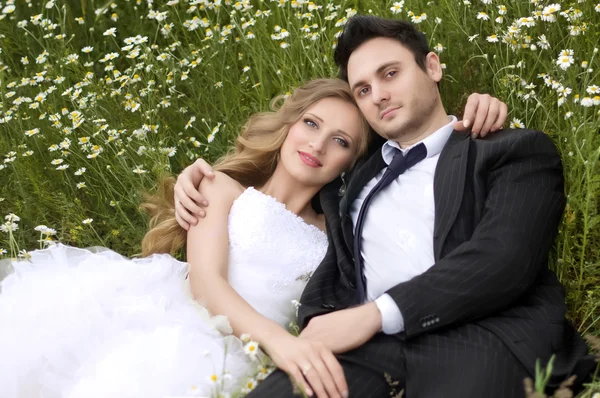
[198,171,245,202]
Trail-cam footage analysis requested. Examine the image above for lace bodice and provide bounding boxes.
[227,187,328,328]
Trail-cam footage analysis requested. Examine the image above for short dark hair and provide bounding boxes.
[334,15,431,82]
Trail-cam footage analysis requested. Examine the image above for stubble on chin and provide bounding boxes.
[378,118,420,143]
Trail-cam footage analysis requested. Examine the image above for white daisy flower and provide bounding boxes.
[390,1,404,14]
[541,4,560,22]
[5,213,20,222]
[18,250,30,259]
[82,218,93,224]
[411,13,427,23]
[132,165,147,174]
[509,118,525,128]
[476,12,490,21]
[240,333,252,343]
[516,17,535,27]
[241,378,258,393]
[208,373,219,384]
[24,128,40,137]
[35,225,48,233]
[243,341,260,360]
[556,49,574,70]
[0,223,19,233]
[581,97,594,107]
[537,34,550,50]
[103,27,117,37]
[586,85,600,95]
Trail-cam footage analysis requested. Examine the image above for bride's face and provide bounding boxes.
[279,97,363,187]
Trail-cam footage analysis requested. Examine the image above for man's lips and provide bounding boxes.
[380,107,400,119]
[298,151,322,167]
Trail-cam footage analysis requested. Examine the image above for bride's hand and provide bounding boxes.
[264,334,348,398]
[174,158,215,230]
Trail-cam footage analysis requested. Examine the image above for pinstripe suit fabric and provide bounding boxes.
[246,129,595,398]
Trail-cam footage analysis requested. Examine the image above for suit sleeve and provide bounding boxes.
[386,130,566,339]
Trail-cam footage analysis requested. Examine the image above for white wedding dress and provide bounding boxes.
[0,187,328,398]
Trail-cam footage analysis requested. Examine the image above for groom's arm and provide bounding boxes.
[385,129,565,339]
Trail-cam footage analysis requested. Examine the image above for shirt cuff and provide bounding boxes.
[374,293,405,334]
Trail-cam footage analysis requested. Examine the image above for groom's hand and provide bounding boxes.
[300,302,382,354]
[174,158,215,229]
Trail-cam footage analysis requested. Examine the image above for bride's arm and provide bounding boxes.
[186,172,283,343]
[186,172,348,398]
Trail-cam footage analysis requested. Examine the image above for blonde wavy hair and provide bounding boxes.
[140,78,370,257]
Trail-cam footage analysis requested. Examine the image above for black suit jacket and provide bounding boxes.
[298,128,592,381]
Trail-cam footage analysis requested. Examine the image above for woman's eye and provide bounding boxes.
[386,70,396,78]
[334,137,349,148]
[304,118,318,128]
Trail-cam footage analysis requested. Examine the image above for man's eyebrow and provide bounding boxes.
[305,113,354,142]
[350,61,401,92]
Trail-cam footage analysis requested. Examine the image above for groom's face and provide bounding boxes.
[346,37,442,143]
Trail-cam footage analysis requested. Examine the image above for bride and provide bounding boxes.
[0,78,368,398]
[0,78,505,398]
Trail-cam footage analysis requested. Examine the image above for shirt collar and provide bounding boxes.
[381,115,458,165]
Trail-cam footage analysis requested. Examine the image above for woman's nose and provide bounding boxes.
[309,137,326,153]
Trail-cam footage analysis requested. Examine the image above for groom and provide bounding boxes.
[175,15,595,398]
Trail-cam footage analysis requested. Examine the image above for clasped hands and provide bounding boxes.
[264,302,382,398]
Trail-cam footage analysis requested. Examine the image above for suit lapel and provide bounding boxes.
[336,130,470,261]
[433,131,470,260]
[339,150,387,253]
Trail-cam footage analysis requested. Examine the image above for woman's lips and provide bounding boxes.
[298,151,322,167]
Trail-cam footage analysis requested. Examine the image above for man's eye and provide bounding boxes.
[386,71,396,78]
[304,118,318,128]
[334,137,349,148]
[358,87,369,96]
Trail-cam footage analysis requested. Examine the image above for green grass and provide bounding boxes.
[0,0,598,395]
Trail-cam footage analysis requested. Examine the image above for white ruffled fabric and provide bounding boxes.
[0,188,328,398]
[0,244,251,398]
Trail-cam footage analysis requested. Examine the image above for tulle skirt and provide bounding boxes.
[0,244,258,398]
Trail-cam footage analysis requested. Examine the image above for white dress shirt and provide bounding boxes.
[349,116,457,334]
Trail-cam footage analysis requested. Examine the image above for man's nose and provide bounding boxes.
[371,85,390,104]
